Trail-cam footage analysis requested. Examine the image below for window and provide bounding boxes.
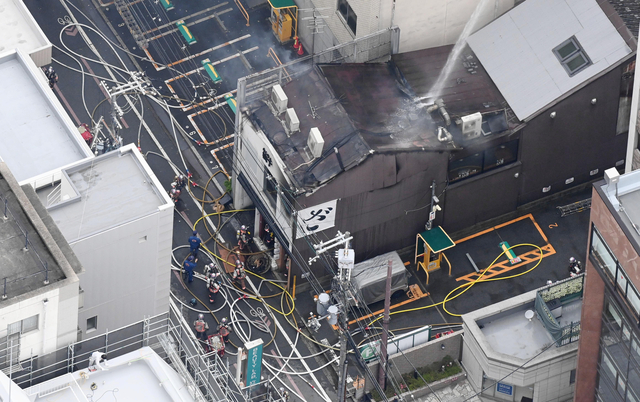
[448,139,520,183]
[87,316,98,333]
[591,225,640,317]
[617,60,635,135]
[570,369,576,384]
[337,0,357,35]
[264,173,278,210]
[7,315,39,336]
[553,37,591,76]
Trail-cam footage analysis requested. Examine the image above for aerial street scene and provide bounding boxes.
[1,0,640,401]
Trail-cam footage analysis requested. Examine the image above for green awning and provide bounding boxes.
[418,226,455,254]
[268,0,296,9]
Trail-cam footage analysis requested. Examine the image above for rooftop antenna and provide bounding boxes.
[299,7,330,56]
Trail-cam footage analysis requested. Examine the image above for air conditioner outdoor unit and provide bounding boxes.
[285,108,300,133]
[461,112,482,139]
[308,128,324,159]
[271,84,288,114]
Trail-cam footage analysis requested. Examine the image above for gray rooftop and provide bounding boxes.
[0,50,92,183]
[40,145,170,243]
[0,162,79,301]
[468,0,632,121]
[480,299,582,359]
[0,0,50,57]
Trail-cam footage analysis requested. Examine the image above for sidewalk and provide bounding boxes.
[415,379,481,402]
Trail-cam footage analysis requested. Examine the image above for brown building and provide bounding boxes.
[574,168,640,401]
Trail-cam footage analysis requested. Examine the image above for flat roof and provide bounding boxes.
[480,299,581,359]
[24,347,195,402]
[599,168,640,248]
[468,0,632,121]
[0,0,50,56]
[0,163,72,300]
[40,145,171,243]
[0,51,92,182]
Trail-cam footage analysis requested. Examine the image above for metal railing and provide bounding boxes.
[4,301,253,402]
[535,275,584,347]
[0,191,50,300]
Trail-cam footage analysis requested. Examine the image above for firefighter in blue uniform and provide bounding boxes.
[189,231,202,258]
[183,255,197,283]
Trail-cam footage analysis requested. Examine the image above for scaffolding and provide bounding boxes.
[3,300,257,402]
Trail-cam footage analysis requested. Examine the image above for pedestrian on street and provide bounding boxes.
[194,313,209,341]
[189,230,202,258]
[217,318,232,343]
[183,255,197,283]
[233,262,247,290]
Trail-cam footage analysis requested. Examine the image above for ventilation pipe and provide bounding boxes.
[435,98,451,126]
[437,126,453,143]
[424,98,451,126]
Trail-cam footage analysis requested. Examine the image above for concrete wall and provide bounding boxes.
[71,205,173,335]
[296,0,513,54]
[0,285,79,359]
[394,0,514,53]
[365,331,463,393]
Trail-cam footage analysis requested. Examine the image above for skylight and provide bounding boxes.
[553,37,591,77]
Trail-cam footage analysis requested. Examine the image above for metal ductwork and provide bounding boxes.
[437,126,453,143]
[435,98,451,126]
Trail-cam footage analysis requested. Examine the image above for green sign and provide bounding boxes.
[244,339,263,387]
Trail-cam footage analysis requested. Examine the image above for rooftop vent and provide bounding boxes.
[285,108,300,134]
[271,84,288,114]
[308,128,324,159]
[461,112,482,139]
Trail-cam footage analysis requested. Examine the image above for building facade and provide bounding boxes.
[0,161,81,363]
[574,168,640,401]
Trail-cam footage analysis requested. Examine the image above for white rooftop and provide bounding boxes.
[0,50,92,182]
[0,0,51,62]
[39,145,172,242]
[24,347,195,402]
[467,0,632,121]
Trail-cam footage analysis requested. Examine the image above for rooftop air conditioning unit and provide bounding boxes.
[308,128,324,159]
[461,112,482,139]
[285,108,300,134]
[271,84,288,114]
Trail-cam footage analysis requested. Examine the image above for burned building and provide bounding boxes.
[232,0,636,283]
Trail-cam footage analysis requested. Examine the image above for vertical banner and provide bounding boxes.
[296,199,338,239]
[244,339,264,387]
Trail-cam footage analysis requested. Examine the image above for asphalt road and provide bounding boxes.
[23,0,337,400]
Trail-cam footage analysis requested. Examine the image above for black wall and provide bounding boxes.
[518,62,631,205]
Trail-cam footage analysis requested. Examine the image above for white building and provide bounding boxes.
[0,161,81,364]
[0,0,52,66]
[35,144,174,336]
[462,276,583,402]
[296,0,515,54]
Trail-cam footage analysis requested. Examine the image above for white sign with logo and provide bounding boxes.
[296,199,337,239]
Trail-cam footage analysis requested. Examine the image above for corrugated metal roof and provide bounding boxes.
[468,0,632,121]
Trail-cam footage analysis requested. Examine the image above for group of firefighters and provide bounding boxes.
[168,174,187,204]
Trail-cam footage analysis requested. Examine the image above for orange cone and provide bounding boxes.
[293,36,300,49]
[297,43,304,56]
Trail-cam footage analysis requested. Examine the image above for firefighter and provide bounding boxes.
[263,224,275,250]
[568,257,582,277]
[217,318,231,343]
[173,174,187,190]
[189,230,201,258]
[237,225,252,251]
[169,187,181,203]
[194,313,209,341]
[208,272,221,303]
[183,255,196,283]
[44,66,58,89]
[233,261,247,290]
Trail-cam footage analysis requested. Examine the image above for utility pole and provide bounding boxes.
[378,260,392,390]
[309,231,354,402]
